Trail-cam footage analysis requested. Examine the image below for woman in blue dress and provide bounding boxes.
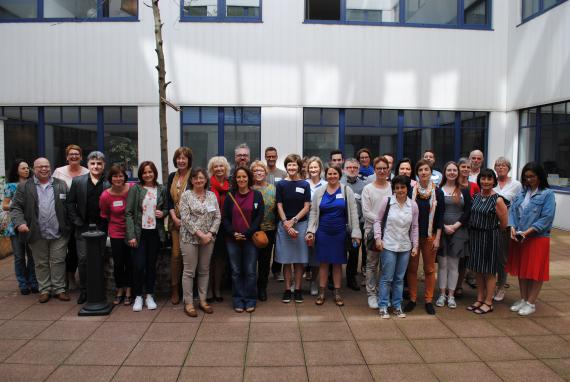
[306,166,361,306]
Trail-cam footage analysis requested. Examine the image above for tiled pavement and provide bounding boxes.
[0,230,570,381]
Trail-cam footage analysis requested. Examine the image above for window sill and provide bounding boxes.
[551,185,570,195]
[303,20,492,31]
[0,18,139,23]
[180,17,262,23]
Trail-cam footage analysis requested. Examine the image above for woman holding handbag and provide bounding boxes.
[306,165,361,306]
[223,166,264,313]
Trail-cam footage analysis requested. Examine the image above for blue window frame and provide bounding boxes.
[519,101,570,191]
[305,0,492,30]
[181,106,261,168]
[521,0,567,24]
[0,0,138,22]
[0,106,138,176]
[303,108,488,171]
[180,0,262,22]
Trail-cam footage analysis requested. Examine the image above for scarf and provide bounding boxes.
[359,165,374,177]
[412,180,438,237]
[210,175,229,208]
[170,170,191,218]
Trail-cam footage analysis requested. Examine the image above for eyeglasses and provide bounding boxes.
[376,167,389,172]
[236,154,249,157]
[253,169,265,174]
[345,166,359,170]
[35,165,50,169]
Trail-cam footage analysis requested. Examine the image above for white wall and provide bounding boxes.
[0,1,509,111]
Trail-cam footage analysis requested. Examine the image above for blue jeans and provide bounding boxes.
[378,249,410,309]
[227,239,258,309]
[12,236,38,290]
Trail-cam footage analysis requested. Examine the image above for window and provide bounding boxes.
[305,0,491,29]
[303,108,488,170]
[0,107,39,174]
[519,101,570,189]
[181,107,261,168]
[0,0,137,21]
[0,106,138,175]
[182,0,262,22]
[522,0,567,22]
[303,109,340,161]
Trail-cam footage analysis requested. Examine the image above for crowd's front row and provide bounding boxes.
[6,149,556,319]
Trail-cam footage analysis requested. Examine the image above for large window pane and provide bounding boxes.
[182,125,218,169]
[224,124,261,164]
[382,109,399,126]
[522,0,540,19]
[0,0,37,19]
[405,0,457,25]
[517,127,536,177]
[461,128,487,159]
[345,126,397,160]
[541,123,570,186]
[404,110,420,127]
[104,0,137,17]
[464,0,487,24]
[346,0,399,22]
[44,0,98,19]
[45,123,98,168]
[226,0,260,18]
[404,127,454,170]
[183,0,218,17]
[104,125,138,177]
[304,126,339,160]
[3,116,38,175]
[306,0,340,20]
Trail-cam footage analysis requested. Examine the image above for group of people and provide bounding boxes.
[3,143,556,318]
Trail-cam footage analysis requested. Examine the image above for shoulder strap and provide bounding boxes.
[381,197,391,239]
[228,192,250,229]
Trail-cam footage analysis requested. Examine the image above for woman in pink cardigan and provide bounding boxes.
[373,175,419,319]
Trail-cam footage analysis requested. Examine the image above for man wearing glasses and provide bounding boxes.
[10,158,71,303]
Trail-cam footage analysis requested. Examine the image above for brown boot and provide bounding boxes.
[171,285,180,305]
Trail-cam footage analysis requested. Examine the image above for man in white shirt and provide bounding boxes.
[469,150,484,183]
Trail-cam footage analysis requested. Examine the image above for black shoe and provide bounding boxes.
[77,292,87,305]
[282,290,292,303]
[425,302,436,315]
[404,300,416,313]
[347,278,360,291]
[206,297,215,303]
[258,289,267,301]
[294,289,304,303]
[31,287,39,294]
[20,288,31,295]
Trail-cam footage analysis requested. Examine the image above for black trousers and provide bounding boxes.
[257,230,276,290]
[111,238,132,289]
[132,229,160,296]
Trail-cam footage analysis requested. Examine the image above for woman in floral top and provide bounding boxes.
[251,160,276,302]
[2,159,37,295]
[178,168,221,317]
[125,161,168,312]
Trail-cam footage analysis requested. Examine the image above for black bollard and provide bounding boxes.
[78,224,113,316]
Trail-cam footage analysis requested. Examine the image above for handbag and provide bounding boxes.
[366,197,391,251]
[228,192,269,249]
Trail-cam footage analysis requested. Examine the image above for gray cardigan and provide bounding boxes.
[306,185,362,239]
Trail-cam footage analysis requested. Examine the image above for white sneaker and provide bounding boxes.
[275,272,284,282]
[518,302,536,316]
[133,296,143,312]
[310,281,319,296]
[145,294,157,310]
[435,294,446,307]
[447,296,457,309]
[510,299,527,312]
[368,295,379,309]
[394,307,407,318]
[494,288,506,302]
[379,307,390,319]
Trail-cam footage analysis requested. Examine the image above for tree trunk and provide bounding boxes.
[152,0,169,183]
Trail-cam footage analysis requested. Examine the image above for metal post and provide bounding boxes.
[78,224,113,316]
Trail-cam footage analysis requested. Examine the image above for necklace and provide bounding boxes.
[416,182,433,199]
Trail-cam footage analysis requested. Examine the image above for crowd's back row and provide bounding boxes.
[3,143,555,318]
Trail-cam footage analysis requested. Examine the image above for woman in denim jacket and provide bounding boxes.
[506,162,556,317]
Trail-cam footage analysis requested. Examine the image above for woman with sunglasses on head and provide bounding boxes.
[506,162,555,316]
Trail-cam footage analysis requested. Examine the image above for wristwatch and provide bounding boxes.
[292,217,298,224]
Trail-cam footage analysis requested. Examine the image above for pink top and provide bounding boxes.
[99,188,129,239]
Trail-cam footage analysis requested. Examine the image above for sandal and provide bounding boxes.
[113,295,124,305]
[315,287,326,306]
[473,303,494,315]
[123,296,132,306]
[466,301,483,311]
[334,289,344,307]
[184,304,198,317]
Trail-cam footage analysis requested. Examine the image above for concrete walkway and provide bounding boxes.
[1,230,569,382]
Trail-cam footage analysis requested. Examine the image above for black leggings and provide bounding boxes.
[111,238,132,289]
[132,229,160,296]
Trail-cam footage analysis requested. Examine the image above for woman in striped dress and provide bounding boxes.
[466,168,508,314]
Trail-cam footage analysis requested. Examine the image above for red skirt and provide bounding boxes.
[506,237,550,281]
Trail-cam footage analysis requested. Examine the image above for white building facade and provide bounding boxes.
[0,0,569,228]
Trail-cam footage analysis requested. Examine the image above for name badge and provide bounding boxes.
[275,177,282,182]
[336,193,344,199]
[295,187,305,194]
[59,194,66,200]
[354,194,361,200]
[254,203,259,209]
[207,205,217,213]
[112,200,124,207]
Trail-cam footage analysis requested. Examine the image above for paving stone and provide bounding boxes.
[442,319,504,337]
[178,366,243,381]
[45,365,118,382]
[5,340,81,365]
[359,339,423,364]
[124,341,190,366]
[195,322,249,342]
[370,364,438,381]
[300,321,353,341]
[0,339,27,362]
[307,365,372,381]
[142,322,199,341]
[112,366,180,382]
[512,335,570,359]
[37,321,102,341]
[463,337,535,361]
[429,362,501,381]
[348,319,406,340]
[246,341,305,366]
[411,338,480,363]
[185,341,246,367]
[0,364,56,382]
[249,322,301,342]
[65,340,137,366]
[0,320,53,339]
[489,317,553,336]
[488,360,565,381]
[245,366,308,382]
[88,321,150,342]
